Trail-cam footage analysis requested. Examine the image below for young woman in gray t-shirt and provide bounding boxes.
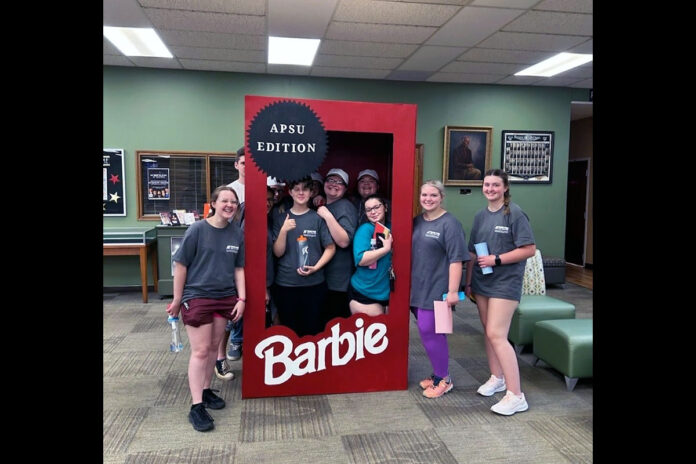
[466,169,536,416]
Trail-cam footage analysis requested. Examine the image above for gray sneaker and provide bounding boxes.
[227,342,242,361]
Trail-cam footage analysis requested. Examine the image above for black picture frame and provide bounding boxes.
[501,130,554,184]
[103,148,126,216]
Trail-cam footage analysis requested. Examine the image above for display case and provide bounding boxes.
[155,225,189,297]
[103,227,156,245]
[103,227,158,303]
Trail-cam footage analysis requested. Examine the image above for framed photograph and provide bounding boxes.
[501,130,554,184]
[442,126,492,186]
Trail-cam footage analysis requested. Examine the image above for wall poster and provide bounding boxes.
[103,148,126,216]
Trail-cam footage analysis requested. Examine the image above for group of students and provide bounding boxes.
[165,154,535,431]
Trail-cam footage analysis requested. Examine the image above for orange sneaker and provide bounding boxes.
[419,375,434,389]
[422,378,453,398]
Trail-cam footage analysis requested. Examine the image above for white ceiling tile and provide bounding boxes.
[104,0,152,27]
[472,0,537,7]
[554,63,592,79]
[386,70,436,81]
[441,61,522,74]
[127,56,183,69]
[427,72,504,83]
[171,46,266,62]
[569,78,592,88]
[532,76,584,86]
[535,0,592,14]
[405,0,468,4]
[334,0,460,27]
[326,22,436,44]
[503,11,592,35]
[496,75,543,85]
[104,55,135,66]
[138,0,265,15]
[569,39,592,54]
[459,47,550,64]
[143,8,265,34]
[267,64,311,76]
[268,0,336,38]
[398,46,467,71]
[179,59,267,73]
[478,31,587,51]
[314,54,402,70]
[426,6,525,47]
[311,66,391,80]
[319,40,417,58]
[159,30,266,50]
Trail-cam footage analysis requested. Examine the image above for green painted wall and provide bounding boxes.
[104,66,588,287]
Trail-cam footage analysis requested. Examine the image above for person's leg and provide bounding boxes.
[185,322,215,404]
[297,282,327,336]
[227,318,243,360]
[416,308,449,380]
[272,284,301,335]
[349,299,385,317]
[483,298,521,394]
[475,294,504,378]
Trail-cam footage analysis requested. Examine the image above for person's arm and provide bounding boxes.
[445,261,463,306]
[478,243,536,268]
[166,261,187,317]
[231,267,246,323]
[298,243,336,275]
[358,234,392,266]
[316,206,350,248]
[273,213,294,257]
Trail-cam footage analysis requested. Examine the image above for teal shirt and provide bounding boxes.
[350,222,392,301]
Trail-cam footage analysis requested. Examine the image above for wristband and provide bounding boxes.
[238,297,246,302]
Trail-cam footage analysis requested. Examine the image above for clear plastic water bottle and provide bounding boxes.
[368,238,378,269]
[168,316,184,352]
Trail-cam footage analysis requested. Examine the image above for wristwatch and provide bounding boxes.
[495,254,502,266]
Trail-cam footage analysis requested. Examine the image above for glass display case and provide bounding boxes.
[103,227,157,245]
[103,227,158,303]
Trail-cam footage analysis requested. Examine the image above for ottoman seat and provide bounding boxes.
[508,295,576,353]
[532,319,593,391]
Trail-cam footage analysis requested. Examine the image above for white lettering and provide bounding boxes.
[270,124,279,133]
[254,318,389,385]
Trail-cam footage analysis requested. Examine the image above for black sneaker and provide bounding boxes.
[188,403,214,432]
[202,388,226,409]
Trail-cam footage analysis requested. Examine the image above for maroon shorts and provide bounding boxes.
[180,295,240,328]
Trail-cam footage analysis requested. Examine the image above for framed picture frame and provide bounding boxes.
[442,126,492,186]
[501,130,554,184]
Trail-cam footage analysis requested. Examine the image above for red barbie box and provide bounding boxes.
[242,95,417,398]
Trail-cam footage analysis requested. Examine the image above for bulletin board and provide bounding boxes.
[103,148,126,216]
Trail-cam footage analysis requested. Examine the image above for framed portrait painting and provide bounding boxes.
[442,126,492,186]
[501,130,554,184]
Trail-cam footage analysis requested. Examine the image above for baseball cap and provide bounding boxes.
[266,176,285,187]
[310,172,324,183]
[326,168,349,186]
[357,169,379,182]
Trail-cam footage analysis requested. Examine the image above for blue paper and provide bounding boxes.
[474,242,494,274]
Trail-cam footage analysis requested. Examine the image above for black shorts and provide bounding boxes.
[348,283,389,307]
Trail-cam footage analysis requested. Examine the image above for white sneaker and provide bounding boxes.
[477,374,506,396]
[490,390,528,416]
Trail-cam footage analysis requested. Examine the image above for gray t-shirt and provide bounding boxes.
[468,202,535,301]
[410,212,469,310]
[173,219,245,302]
[272,208,334,287]
[323,197,358,291]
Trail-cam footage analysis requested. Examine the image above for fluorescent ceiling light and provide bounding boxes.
[515,52,592,77]
[103,27,173,58]
[268,36,320,66]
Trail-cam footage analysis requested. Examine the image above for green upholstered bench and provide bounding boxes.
[508,295,576,354]
[532,319,593,391]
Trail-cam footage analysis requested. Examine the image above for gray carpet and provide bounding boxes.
[104,284,593,463]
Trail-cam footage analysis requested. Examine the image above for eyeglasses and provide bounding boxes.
[364,204,383,213]
[325,178,345,185]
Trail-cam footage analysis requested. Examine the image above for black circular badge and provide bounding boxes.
[247,100,328,182]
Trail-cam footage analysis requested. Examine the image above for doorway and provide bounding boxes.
[564,159,589,266]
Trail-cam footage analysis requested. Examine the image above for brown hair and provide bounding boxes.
[484,169,511,215]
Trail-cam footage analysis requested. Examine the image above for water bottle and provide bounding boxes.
[368,238,378,269]
[168,316,184,352]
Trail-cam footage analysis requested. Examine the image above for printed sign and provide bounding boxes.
[103,148,126,216]
[147,168,170,200]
